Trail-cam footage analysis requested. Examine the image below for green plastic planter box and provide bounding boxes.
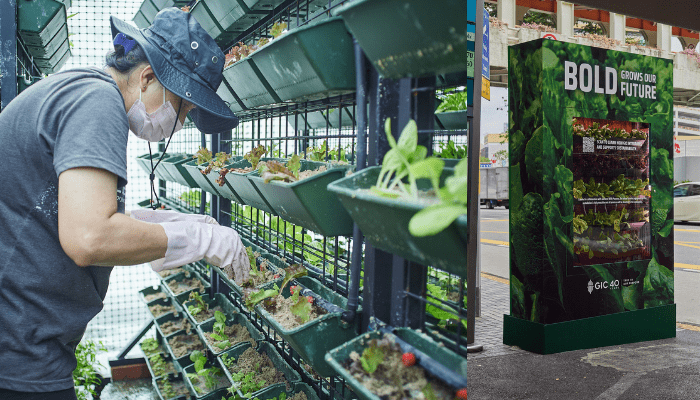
[217,341,301,399]
[436,110,469,130]
[327,166,469,278]
[222,57,281,109]
[24,24,68,59]
[146,297,181,320]
[190,0,263,45]
[224,159,278,215]
[18,0,68,46]
[136,152,175,182]
[196,312,264,356]
[160,154,199,188]
[213,250,288,298]
[249,161,354,236]
[183,160,226,198]
[154,373,190,400]
[254,276,359,377]
[183,359,231,399]
[139,284,168,305]
[216,81,246,114]
[302,108,354,129]
[155,313,192,339]
[334,0,472,79]
[133,10,151,29]
[201,158,246,204]
[253,17,355,102]
[33,43,71,74]
[164,330,204,370]
[183,293,239,326]
[162,270,210,302]
[251,383,320,400]
[145,352,176,379]
[325,328,468,400]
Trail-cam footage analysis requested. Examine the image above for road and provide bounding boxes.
[478,207,700,325]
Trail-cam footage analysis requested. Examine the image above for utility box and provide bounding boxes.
[505,39,675,354]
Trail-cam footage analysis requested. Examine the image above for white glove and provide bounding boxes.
[150,222,251,284]
[130,209,219,225]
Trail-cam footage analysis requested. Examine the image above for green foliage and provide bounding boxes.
[434,140,467,159]
[149,354,171,377]
[290,287,313,324]
[211,311,232,350]
[73,340,107,400]
[188,350,225,392]
[359,340,385,374]
[230,370,267,397]
[574,175,649,199]
[306,140,328,161]
[140,338,160,356]
[574,230,644,258]
[573,208,639,235]
[259,154,302,183]
[188,291,209,317]
[179,190,210,214]
[522,10,555,27]
[246,263,309,309]
[572,119,647,139]
[270,21,287,38]
[194,147,213,165]
[426,283,467,332]
[244,145,268,169]
[435,90,469,113]
[510,192,545,278]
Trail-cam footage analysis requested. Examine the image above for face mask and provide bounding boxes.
[127,84,183,142]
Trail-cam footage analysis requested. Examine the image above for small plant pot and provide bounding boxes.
[163,270,210,301]
[327,166,469,279]
[197,312,264,356]
[254,277,360,377]
[145,352,177,379]
[183,159,226,197]
[334,0,473,79]
[202,158,247,204]
[325,328,468,400]
[249,162,354,236]
[140,284,168,305]
[214,250,287,299]
[160,154,201,188]
[140,334,168,359]
[217,341,301,399]
[165,331,207,368]
[190,0,262,46]
[147,297,181,320]
[183,358,231,399]
[154,373,190,400]
[251,382,321,400]
[224,159,279,215]
[253,17,355,102]
[221,57,281,109]
[183,293,240,326]
[435,110,470,130]
[156,313,194,339]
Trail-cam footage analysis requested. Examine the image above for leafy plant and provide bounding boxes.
[359,340,385,374]
[574,230,644,258]
[434,140,467,159]
[73,340,107,400]
[435,90,469,113]
[426,283,468,333]
[270,21,287,39]
[572,119,647,140]
[230,370,267,397]
[149,354,173,377]
[258,154,302,183]
[211,311,232,350]
[161,379,178,399]
[574,175,649,199]
[194,147,213,165]
[188,350,225,392]
[244,145,268,170]
[188,291,209,317]
[306,140,328,161]
[289,285,313,324]
[140,338,160,356]
[245,264,308,309]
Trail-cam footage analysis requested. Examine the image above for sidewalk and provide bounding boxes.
[467,273,700,400]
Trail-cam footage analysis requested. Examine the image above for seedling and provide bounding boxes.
[244,145,268,170]
[245,264,308,309]
[188,291,209,318]
[193,147,212,165]
[270,21,287,39]
[289,285,312,324]
[359,340,385,374]
[258,154,302,183]
[140,338,160,356]
[210,311,232,351]
[187,350,225,392]
[231,370,267,397]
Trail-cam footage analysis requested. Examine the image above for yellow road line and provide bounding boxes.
[675,241,700,244]
[481,238,509,246]
[676,263,700,271]
[675,242,700,250]
[481,272,509,284]
[675,228,700,232]
[481,230,509,234]
[677,323,700,332]
[482,219,508,222]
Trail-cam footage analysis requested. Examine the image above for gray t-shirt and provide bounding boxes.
[0,67,129,391]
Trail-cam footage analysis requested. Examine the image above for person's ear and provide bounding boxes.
[138,65,158,93]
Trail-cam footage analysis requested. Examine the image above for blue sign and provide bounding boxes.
[482,8,490,80]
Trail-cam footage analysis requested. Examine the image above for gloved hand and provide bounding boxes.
[130,208,219,225]
[150,222,251,284]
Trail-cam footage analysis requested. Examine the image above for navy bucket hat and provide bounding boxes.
[110,8,238,134]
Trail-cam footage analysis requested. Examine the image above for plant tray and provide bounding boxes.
[334,0,472,79]
[327,166,469,278]
[197,312,264,356]
[202,158,246,204]
[251,382,321,400]
[183,293,240,326]
[254,276,359,377]
[214,249,288,299]
[224,159,278,215]
[253,17,355,102]
[145,352,177,379]
[325,328,468,400]
[162,270,210,301]
[183,160,226,197]
[248,162,354,236]
[217,341,301,399]
[165,331,206,369]
[190,0,261,45]
[154,373,190,400]
[221,57,281,109]
[302,108,355,129]
[140,284,168,305]
[183,358,232,399]
[161,154,201,188]
[156,313,193,339]
[18,0,67,46]
[436,110,469,130]
[147,297,181,320]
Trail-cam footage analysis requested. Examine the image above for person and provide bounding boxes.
[0,8,250,399]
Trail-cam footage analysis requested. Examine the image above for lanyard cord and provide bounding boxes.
[148,100,184,210]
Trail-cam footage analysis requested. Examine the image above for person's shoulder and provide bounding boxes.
[49,67,122,100]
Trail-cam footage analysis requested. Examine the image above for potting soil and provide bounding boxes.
[149,303,176,318]
[227,347,288,392]
[358,188,442,207]
[157,377,189,399]
[167,276,206,295]
[192,305,225,323]
[346,336,454,400]
[158,267,183,278]
[297,165,327,180]
[263,294,326,330]
[168,333,205,358]
[160,318,192,336]
[144,291,167,303]
[203,323,255,351]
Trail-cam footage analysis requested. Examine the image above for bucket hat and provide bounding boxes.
[110,8,238,134]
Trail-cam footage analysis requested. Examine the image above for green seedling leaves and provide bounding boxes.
[245,286,279,310]
[194,147,213,165]
[243,145,268,169]
[287,154,301,179]
[409,204,469,237]
[290,288,312,324]
[409,158,444,192]
[359,340,385,374]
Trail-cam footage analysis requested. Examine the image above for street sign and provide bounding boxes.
[482,75,491,100]
[541,32,560,40]
[466,51,475,78]
[482,8,490,80]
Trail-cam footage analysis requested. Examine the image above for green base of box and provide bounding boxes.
[503,304,676,354]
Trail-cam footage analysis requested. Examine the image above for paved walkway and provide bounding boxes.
[467,273,700,400]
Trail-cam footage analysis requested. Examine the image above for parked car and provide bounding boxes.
[674,182,700,222]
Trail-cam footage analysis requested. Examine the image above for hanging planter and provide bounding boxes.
[302,108,355,129]
[325,328,468,400]
[190,0,265,45]
[327,166,469,278]
[221,57,282,109]
[224,159,278,215]
[248,161,355,237]
[435,110,470,130]
[182,293,239,326]
[214,249,287,299]
[196,312,264,357]
[253,17,355,102]
[183,160,226,197]
[216,81,246,114]
[334,0,472,79]
[160,154,202,189]
[18,0,72,74]
[136,153,176,182]
[133,0,158,29]
[217,341,301,399]
[253,276,360,377]
[201,158,247,204]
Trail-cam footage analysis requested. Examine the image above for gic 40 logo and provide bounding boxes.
[587,279,620,294]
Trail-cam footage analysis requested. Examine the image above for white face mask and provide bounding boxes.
[127,85,183,142]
